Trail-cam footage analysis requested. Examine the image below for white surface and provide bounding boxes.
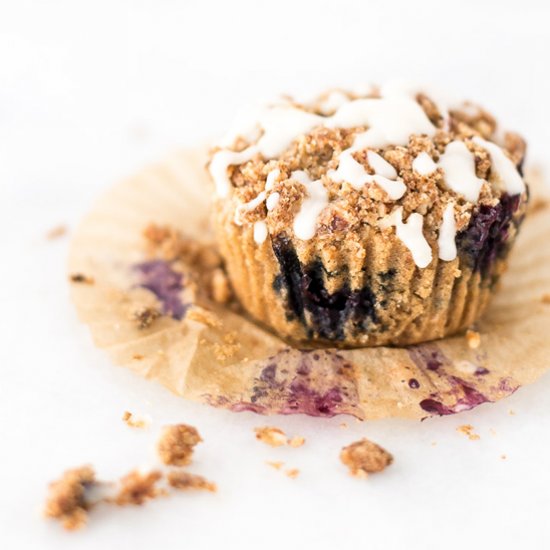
[1,1,550,548]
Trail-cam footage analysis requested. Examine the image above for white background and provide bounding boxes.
[1,1,549,548]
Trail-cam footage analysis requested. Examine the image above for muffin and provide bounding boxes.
[208,83,528,347]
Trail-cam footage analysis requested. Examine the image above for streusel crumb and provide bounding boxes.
[69,273,94,285]
[122,411,150,429]
[340,438,393,478]
[113,470,164,505]
[465,329,481,349]
[167,471,217,493]
[157,424,203,466]
[43,466,96,531]
[457,424,480,441]
[132,306,161,329]
[288,436,306,448]
[254,426,287,447]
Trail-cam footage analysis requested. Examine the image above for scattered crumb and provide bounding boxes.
[113,470,164,506]
[266,461,284,470]
[132,354,145,360]
[431,441,438,446]
[285,468,300,479]
[157,424,203,466]
[287,436,305,448]
[211,268,232,304]
[465,329,481,349]
[132,306,161,329]
[43,466,96,531]
[45,224,67,240]
[254,426,287,447]
[167,471,217,493]
[500,454,507,460]
[541,294,550,304]
[457,424,480,441]
[187,307,222,328]
[339,422,348,429]
[122,411,151,429]
[340,438,393,478]
[509,409,516,416]
[69,273,94,285]
[212,337,241,361]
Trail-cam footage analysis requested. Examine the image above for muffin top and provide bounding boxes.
[208,83,527,268]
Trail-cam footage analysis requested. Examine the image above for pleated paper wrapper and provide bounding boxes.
[68,148,550,420]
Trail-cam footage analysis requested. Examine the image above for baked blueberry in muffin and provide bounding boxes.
[208,83,528,347]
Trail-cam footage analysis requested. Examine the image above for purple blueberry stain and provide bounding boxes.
[134,260,188,320]
[408,378,420,389]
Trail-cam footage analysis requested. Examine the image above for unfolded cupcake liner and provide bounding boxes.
[68,147,550,420]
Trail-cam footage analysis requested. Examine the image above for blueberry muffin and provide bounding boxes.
[208,84,528,347]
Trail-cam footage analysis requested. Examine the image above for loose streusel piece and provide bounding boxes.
[457,424,480,441]
[45,224,67,240]
[340,438,393,478]
[287,436,306,448]
[113,470,164,506]
[157,424,203,466]
[132,306,161,329]
[69,273,95,285]
[465,329,481,349]
[254,426,287,447]
[43,466,96,531]
[167,471,217,493]
[122,411,151,429]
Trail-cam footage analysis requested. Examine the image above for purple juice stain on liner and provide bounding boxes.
[134,260,188,320]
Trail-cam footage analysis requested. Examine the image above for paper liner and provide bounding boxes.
[69,149,550,420]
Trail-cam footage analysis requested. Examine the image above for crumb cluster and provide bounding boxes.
[157,424,203,466]
[340,438,393,478]
[254,426,306,448]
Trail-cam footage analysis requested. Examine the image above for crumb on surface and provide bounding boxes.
[122,411,150,429]
[340,438,393,478]
[132,353,145,360]
[69,273,95,285]
[254,426,287,447]
[266,461,284,470]
[501,454,507,460]
[339,422,348,429]
[285,468,300,479]
[465,328,481,349]
[113,470,164,506]
[457,424,480,440]
[541,294,550,304]
[186,307,222,328]
[509,409,516,415]
[43,466,96,531]
[157,424,203,466]
[212,334,241,361]
[287,436,305,448]
[132,306,161,329]
[167,471,217,493]
[46,224,67,240]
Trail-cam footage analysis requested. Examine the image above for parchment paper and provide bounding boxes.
[68,149,550,420]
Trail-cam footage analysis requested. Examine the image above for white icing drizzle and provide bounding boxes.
[266,192,280,211]
[234,190,266,225]
[367,150,397,179]
[210,146,258,198]
[437,141,484,202]
[472,137,524,196]
[253,221,268,244]
[412,152,437,176]
[265,168,280,190]
[291,170,328,240]
[381,207,432,268]
[438,202,457,261]
[318,90,350,115]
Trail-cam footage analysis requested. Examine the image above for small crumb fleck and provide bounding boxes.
[70,273,94,285]
[122,411,151,429]
[340,422,348,429]
[44,466,96,531]
[431,441,438,446]
[113,470,164,505]
[211,268,232,304]
[157,424,203,466]
[509,409,516,416]
[541,294,550,304]
[457,424,480,441]
[285,468,300,479]
[167,471,217,493]
[46,224,67,240]
[500,454,507,460]
[266,461,284,470]
[340,438,393,478]
[187,307,222,328]
[287,436,305,448]
[132,306,161,329]
[465,329,481,349]
[132,354,145,360]
[254,426,287,447]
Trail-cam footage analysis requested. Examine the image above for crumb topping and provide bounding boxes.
[254,426,287,447]
[209,83,527,268]
[340,438,393,478]
[157,424,203,466]
[114,470,164,505]
[457,424,480,441]
[122,411,151,429]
